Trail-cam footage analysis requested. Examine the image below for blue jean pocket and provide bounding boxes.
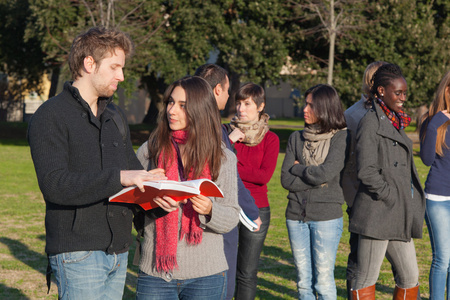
[61,251,92,263]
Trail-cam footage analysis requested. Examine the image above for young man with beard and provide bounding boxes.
[28,27,165,299]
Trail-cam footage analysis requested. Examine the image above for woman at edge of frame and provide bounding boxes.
[419,70,450,300]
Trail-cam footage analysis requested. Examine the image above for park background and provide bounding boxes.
[0,0,449,299]
[0,120,431,299]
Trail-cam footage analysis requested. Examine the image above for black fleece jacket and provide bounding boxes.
[28,81,143,255]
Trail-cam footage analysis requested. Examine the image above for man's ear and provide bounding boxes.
[214,84,222,97]
[83,56,96,74]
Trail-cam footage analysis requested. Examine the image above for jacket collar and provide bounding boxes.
[64,81,113,128]
[372,100,411,147]
[64,81,112,114]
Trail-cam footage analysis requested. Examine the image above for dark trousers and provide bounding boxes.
[235,207,270,300]
[346,231,359,298]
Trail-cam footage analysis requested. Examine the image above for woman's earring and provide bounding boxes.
[381,94,384,97]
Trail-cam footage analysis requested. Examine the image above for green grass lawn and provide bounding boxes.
[0,120,431,300]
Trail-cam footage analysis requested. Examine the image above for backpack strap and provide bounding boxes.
[106,104,127,142]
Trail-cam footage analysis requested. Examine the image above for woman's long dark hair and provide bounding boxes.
[304,84,346,133]
[148,76,223,180]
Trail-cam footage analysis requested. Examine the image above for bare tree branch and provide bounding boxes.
[45,25,70,54]
[117,2,146,27]
[137,16,169,46]
[81,0,96,26]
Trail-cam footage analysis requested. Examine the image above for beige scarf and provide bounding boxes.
[230,113,270,146]
[302,125,340,166]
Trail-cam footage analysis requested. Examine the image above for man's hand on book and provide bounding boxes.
[120,168,167,192]
[190,195,213,216]
[153,195,186,212]
[253,217,262,232]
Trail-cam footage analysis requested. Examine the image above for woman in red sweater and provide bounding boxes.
[227,82,280,299]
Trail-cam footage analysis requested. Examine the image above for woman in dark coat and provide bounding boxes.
[349,64,425,300]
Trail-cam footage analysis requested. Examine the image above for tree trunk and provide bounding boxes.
[327,0,336,85]
[141,73,167,125]
[48,65,61,99]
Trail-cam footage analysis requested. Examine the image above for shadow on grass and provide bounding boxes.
[0,138,29,146]
[0,283,28,299]
[257,276,297,299]
[123,240,139,300]
[1,235,140,299]
[0,236,47,274]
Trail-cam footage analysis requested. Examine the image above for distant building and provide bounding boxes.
[265,81,301,119]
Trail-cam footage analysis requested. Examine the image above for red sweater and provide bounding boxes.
[233,131,279,208]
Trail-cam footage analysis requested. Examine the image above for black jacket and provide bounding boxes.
[28,81,143,254]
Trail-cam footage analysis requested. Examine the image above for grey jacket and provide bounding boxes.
[349,102,425,241]
[281,129,348,222]
[342,96,370,207]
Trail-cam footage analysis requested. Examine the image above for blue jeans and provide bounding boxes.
[235,206,271,300]
[49,250,128,300]
[286,217,343,300]
[135,271,227,300]
[426,199,450,300]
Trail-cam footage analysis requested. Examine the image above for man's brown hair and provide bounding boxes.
[68,27,134,80]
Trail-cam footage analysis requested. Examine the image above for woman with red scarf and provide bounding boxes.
[135,76,240,300]
[349,64,425,299]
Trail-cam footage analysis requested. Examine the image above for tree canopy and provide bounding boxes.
[0,0,449,122]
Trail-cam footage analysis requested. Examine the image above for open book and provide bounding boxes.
[109,179,224,210]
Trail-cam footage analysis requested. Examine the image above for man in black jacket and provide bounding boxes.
[28,27,165,299]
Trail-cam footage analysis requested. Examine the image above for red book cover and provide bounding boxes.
[109,179,223,210]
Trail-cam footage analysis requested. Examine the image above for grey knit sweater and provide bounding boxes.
[136,142,240,280]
